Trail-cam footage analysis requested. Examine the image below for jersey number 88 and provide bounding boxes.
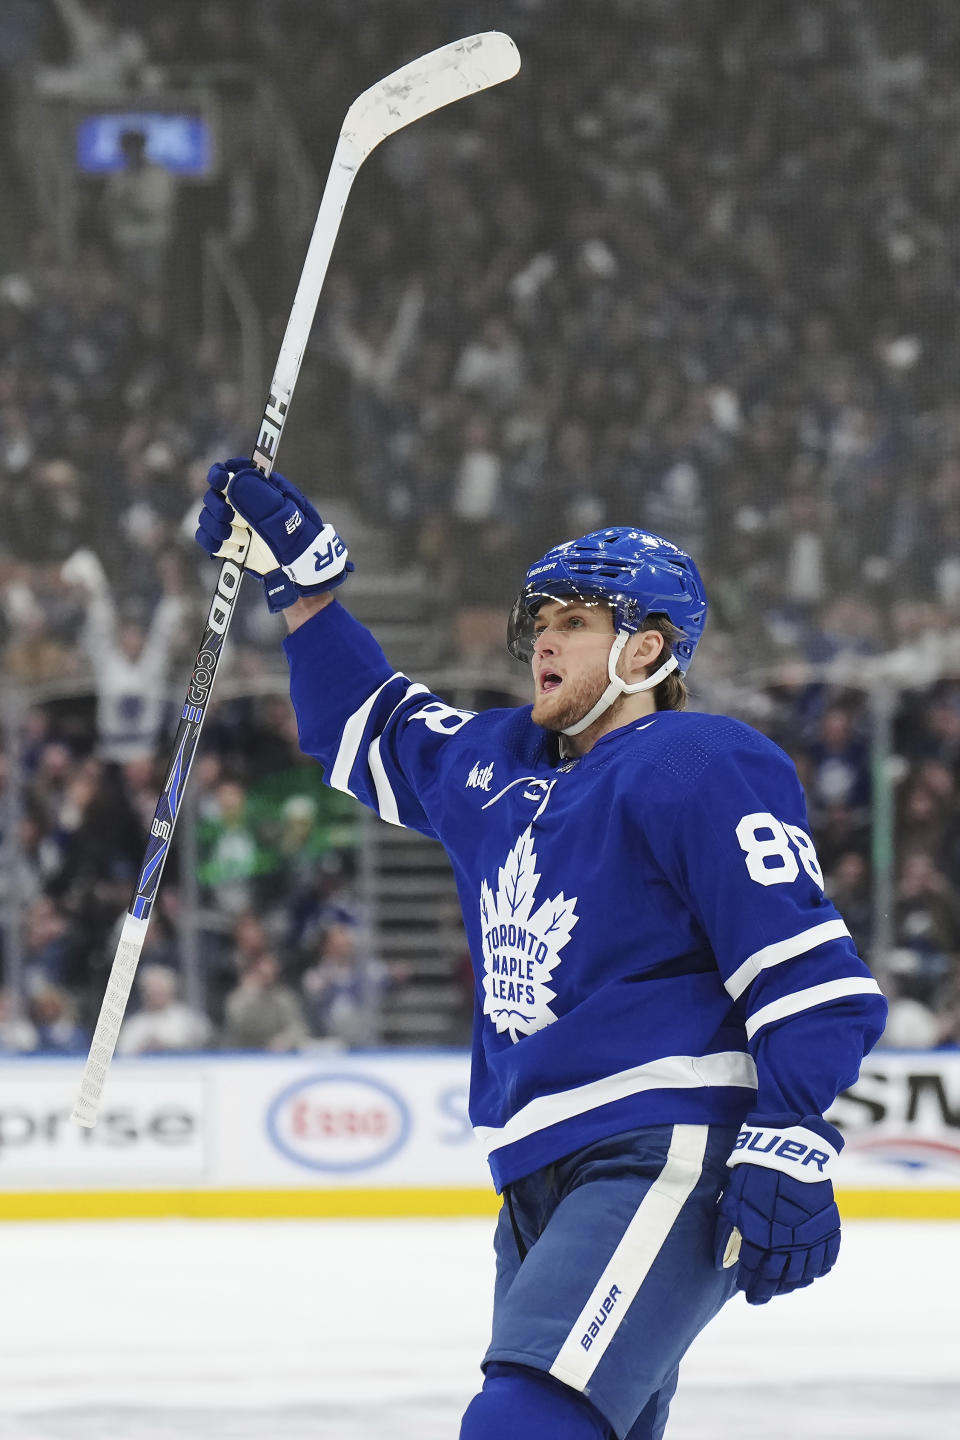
[735,811,824,889]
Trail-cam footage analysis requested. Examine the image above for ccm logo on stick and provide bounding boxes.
[207,561,242,637]
[187,646,219,706]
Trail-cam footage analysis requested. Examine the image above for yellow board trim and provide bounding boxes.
[837,1188,960,1220]
[1,1187,960,1222]
[0,1188,500,1222]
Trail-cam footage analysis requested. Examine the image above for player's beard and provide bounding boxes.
[532,659,625,736]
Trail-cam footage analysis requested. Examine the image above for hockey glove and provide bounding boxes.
[714,1113,843,1306]
[195,458,353,613]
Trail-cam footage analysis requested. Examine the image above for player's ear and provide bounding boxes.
[623,628,665,682]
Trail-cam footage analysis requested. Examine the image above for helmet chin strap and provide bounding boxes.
[561,629,678,738]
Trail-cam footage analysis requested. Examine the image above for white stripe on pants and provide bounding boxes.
[548,1124,709,1391]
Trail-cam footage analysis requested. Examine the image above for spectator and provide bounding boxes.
[27,980,88,1054]
[897,773,957,870]
[825,850,874,960]
[283,850,360,966]
[197,780,264,917]
[260,794,321,895]
[25,742,75,831]
[101,127,177,323]
[61,547,186,766]
[22,894,79,990]
[9,459,89,567]
[2,607,78,687]
[453,313,525,410]
[199,908,272,1029]
[50,757,144,961]
[116,963,212,1055]
[0,987,38,1054]
[221,951,309,1052]
[38,0,148,96]
[301,921,389,1047]
[891,852,960,1012]
[804,702,872,830]
[881,991,942,1051]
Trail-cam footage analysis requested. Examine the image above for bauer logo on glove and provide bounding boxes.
[195,459,353,613]
[728,1123,837,1178]
[714,1113,844,1306]
[313,534,348,575]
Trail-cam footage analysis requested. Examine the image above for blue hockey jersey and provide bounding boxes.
[285,602,887,1191]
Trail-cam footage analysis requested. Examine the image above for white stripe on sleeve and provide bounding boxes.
[549,1124,708,1391]
[366,681,432,824]
[368,736,402,827]
[328,676,402,796]
[745,976,883,1040]
[725,919,852,1001]
[328,678,430,797]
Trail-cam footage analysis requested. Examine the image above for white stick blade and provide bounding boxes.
[71,914,149,1127]
[345,31,520,159]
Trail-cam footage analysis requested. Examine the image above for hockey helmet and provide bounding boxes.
[507,527,708,672]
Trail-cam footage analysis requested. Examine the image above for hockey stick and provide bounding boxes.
[71,31,521,1127]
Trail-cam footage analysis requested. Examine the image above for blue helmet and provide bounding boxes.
[507,527,708,673]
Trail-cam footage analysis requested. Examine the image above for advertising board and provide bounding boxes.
[1,1051,957,1219]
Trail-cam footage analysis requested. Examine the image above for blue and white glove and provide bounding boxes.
[714,1113,843,1306]
[195,458,353,613]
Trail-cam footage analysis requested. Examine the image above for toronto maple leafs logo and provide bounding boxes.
[479,826,578,1042]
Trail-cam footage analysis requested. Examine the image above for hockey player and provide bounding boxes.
[196,461,887,1440]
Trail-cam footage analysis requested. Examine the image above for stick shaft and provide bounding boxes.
[252,144,358,470]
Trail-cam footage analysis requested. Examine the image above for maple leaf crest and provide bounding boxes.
[479,826,578,1043]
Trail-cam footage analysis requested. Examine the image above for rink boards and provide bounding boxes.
[1,1049,958,1220]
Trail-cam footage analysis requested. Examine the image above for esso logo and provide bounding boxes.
[266,1074,411,1173]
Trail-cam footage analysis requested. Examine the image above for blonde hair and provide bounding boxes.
[640,614,689,711]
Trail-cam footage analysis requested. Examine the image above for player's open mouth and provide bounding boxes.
[540,672,563,693]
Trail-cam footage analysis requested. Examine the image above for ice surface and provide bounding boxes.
[0,1218,956,1438]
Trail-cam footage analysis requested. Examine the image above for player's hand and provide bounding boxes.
[714,1113,843,1306]
[195,458,353,613]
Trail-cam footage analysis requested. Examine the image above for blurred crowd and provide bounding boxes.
[1,0,960,1053]
[0,683,397,1056]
